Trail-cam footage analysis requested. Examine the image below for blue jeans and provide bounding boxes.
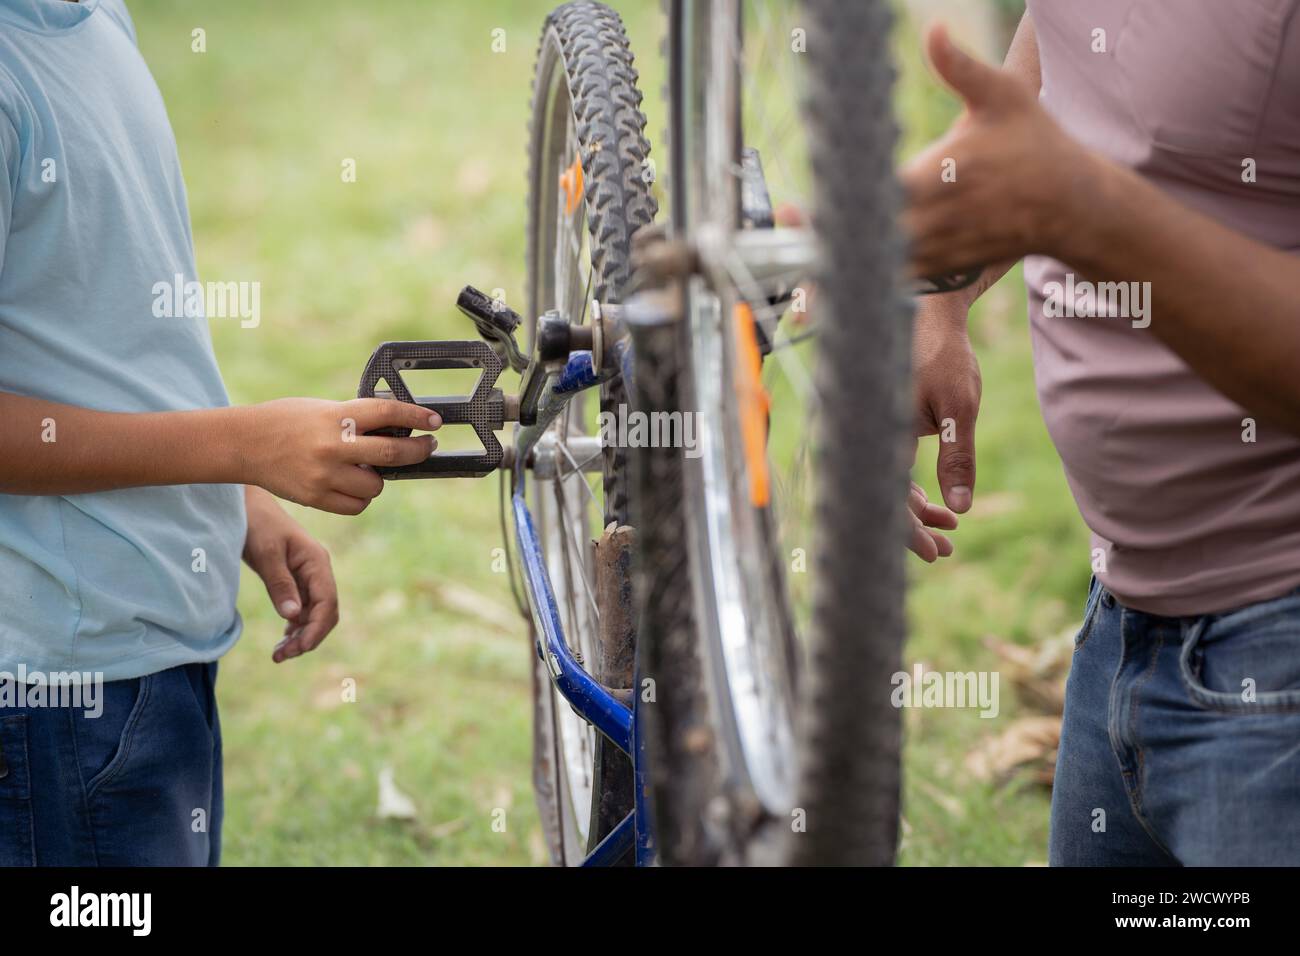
[0,661,222,866]
[1050,580,1300,865]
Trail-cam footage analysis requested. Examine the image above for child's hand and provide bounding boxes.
[243,486,341,662]
[242,398,440,514]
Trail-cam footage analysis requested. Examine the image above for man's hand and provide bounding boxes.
[909,480,959,563]
[774,203,965,561]
[243,486,340,662]
[242,397,440,515]
[901,24,1094,278]
[914,296,981,515]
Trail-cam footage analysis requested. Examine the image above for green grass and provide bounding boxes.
[132,0,1086,866]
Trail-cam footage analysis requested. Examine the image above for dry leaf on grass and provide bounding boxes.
[983,624,1074,716]
[964,715,1061,787]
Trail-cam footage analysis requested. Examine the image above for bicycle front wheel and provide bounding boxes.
[636,0,911,865]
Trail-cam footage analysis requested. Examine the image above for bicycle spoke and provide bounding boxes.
[553,468,601,628]
[558,439,600,507]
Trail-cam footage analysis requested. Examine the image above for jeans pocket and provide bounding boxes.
[84,675,152,798]
[0,715,36,865]
[1179,596,1300,714]
[1074,578,1106,651]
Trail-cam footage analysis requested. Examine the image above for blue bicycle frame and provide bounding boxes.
[509,340,655,866]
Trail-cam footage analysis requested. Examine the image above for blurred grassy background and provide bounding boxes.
[131,0,1085,865]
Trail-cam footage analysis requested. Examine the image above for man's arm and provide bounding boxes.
[1070,165,1300,435]
[908,12,1042,524]
[905,22,1300,437]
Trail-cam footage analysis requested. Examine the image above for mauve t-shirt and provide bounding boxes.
[1024,0,1300,616]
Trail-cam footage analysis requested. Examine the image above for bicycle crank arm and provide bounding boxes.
[356,339,514,479]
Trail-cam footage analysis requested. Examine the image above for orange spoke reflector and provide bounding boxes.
[559,150,584,217]
[733,302,772,508]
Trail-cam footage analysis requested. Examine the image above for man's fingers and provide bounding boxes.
[920,501,959,530]
[908,513,940,562]
[925,22,1021,114]
[348,433,437,469]
[935,412,977,513]
[910,482,960,529]
[929,528,954,558]
[910,488,960,531]
[345,398,442,434]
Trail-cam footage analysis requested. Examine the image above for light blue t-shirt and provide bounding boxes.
[0,0,246,680]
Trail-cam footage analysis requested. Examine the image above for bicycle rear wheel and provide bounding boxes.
[524,0,656,865]
[635,0,911,865]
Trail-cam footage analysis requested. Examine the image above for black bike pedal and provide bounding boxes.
[356,339,509,479]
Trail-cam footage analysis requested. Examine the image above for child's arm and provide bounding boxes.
[0,392,440,514]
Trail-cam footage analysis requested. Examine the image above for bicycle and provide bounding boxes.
[356,0,925,866]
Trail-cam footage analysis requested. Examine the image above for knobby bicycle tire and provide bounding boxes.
[525,0,657,863]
